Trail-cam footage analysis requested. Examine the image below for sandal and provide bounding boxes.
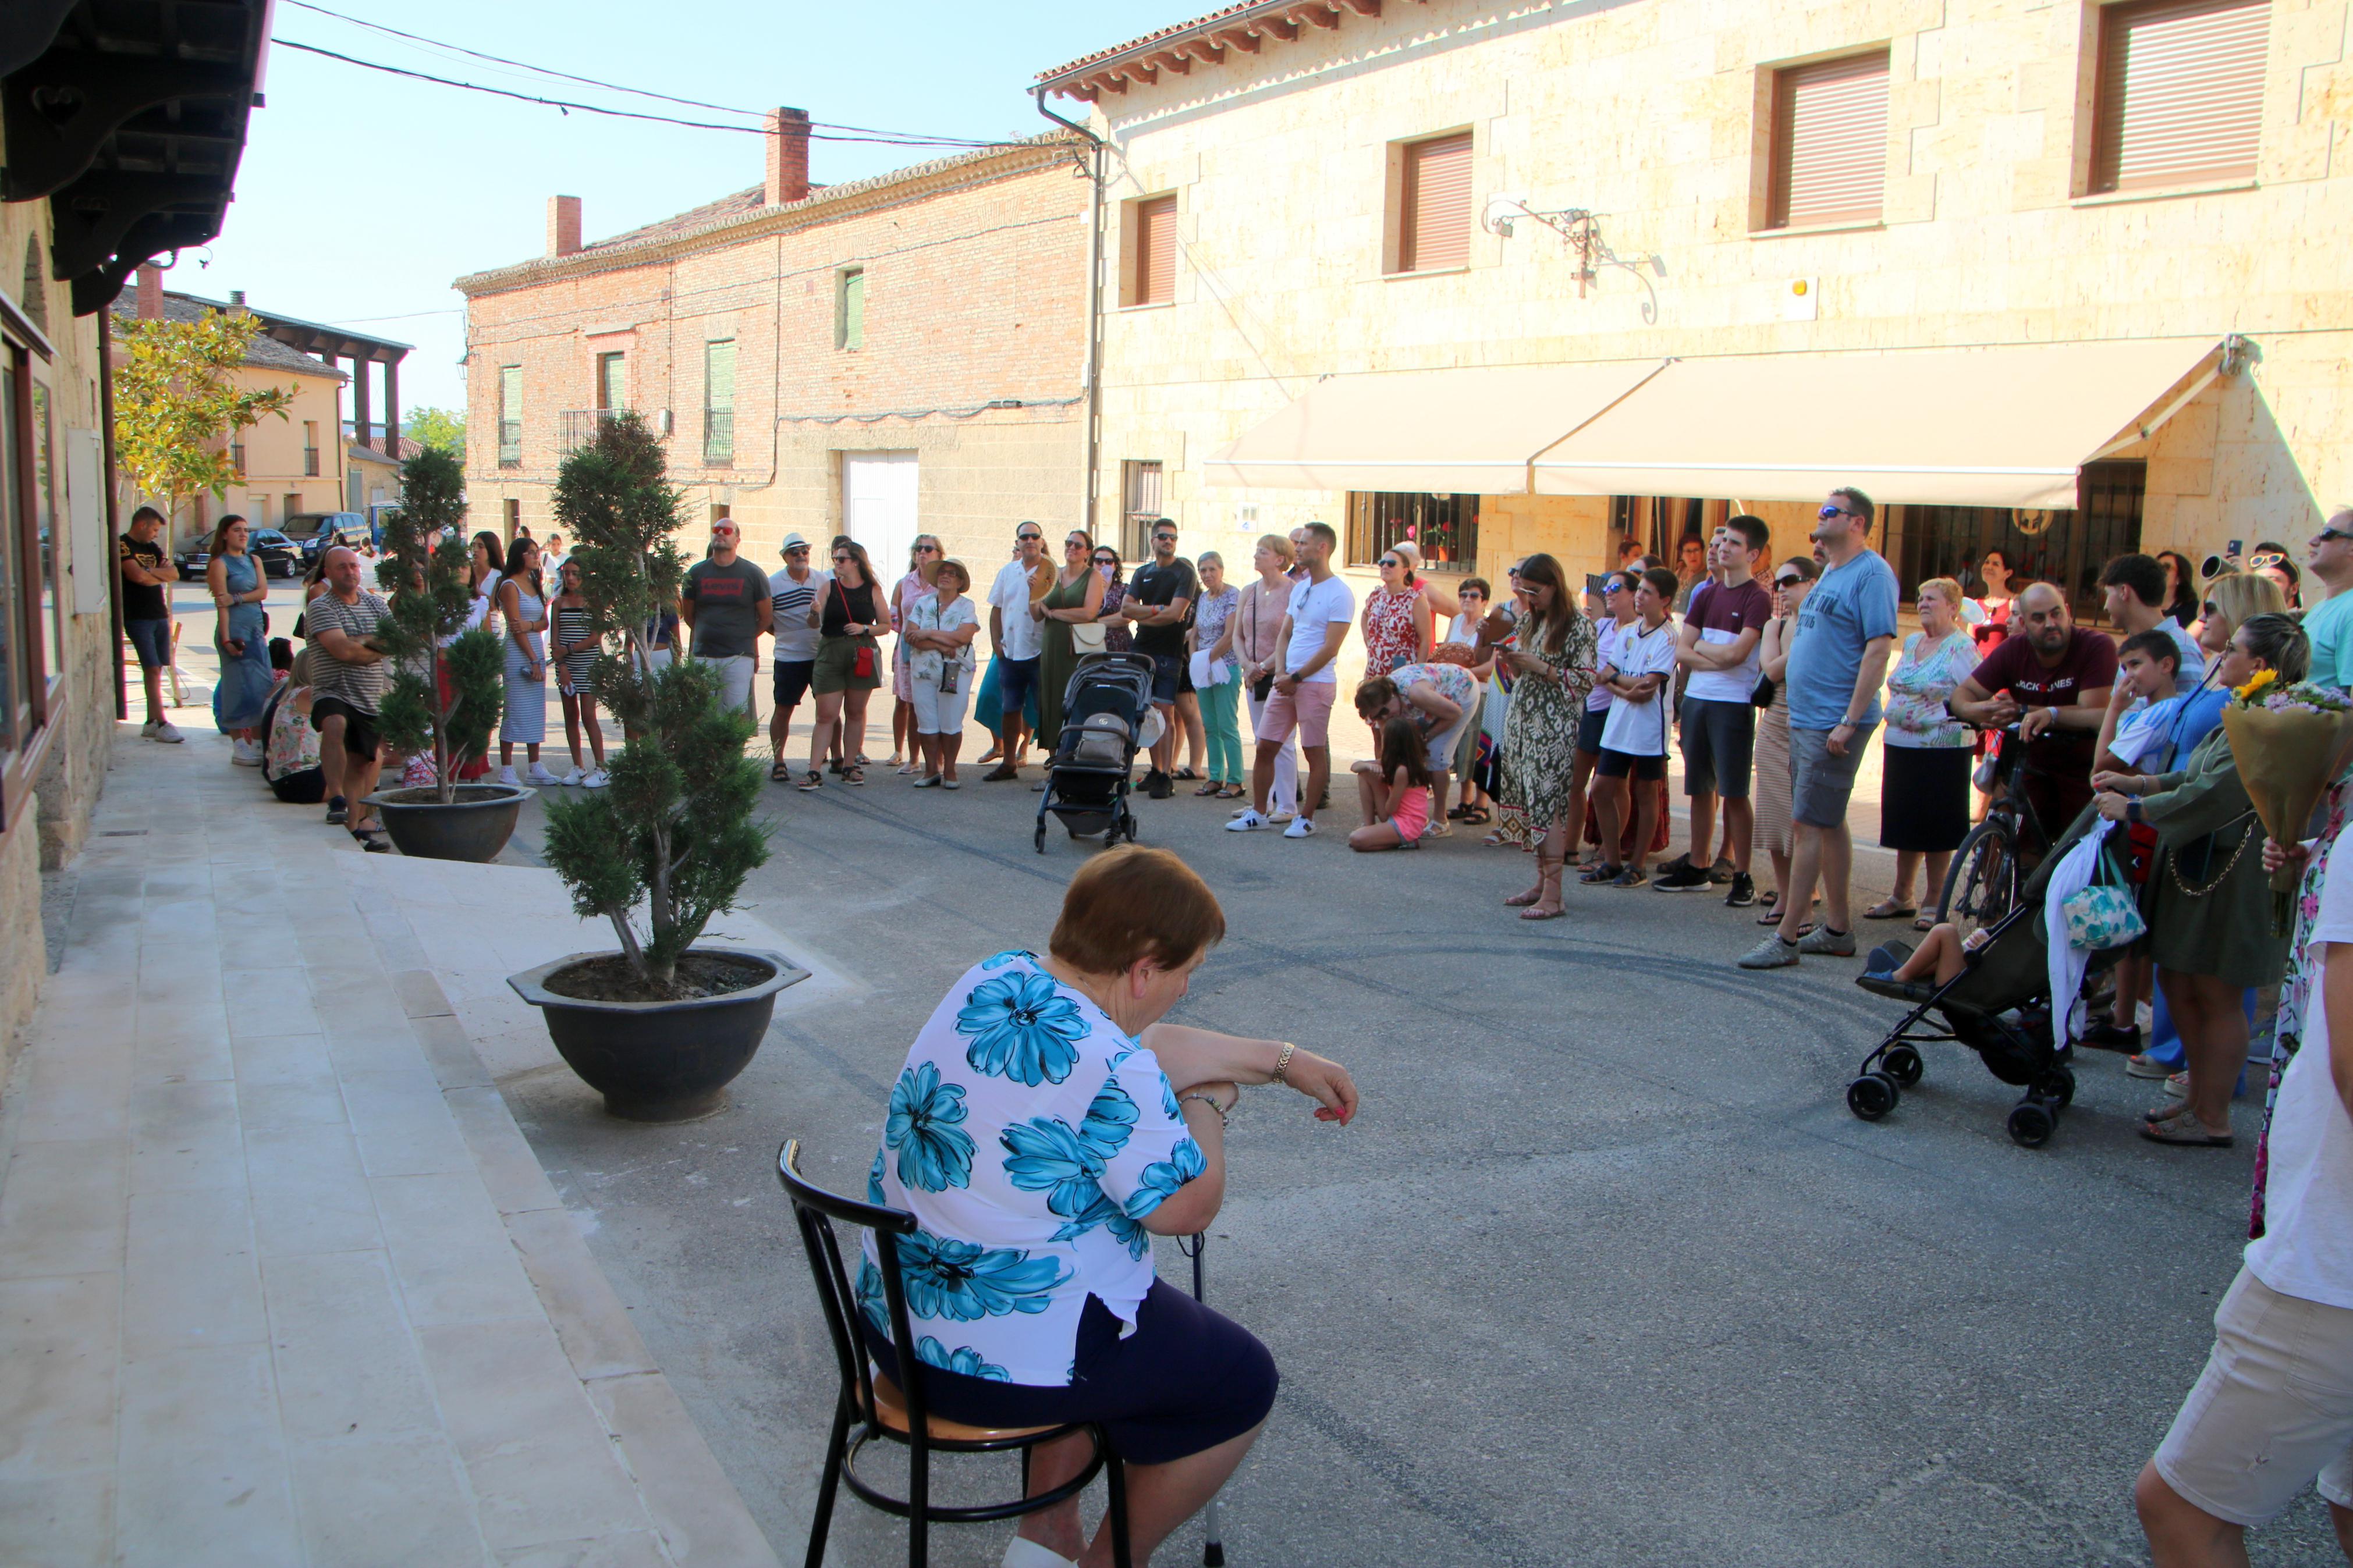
[769,759,793,783]
[1216,783,1246,800]
[1194,780,1223,797]
[1912,912,1940,932]
[1461,807,1490,826]
[2140,1117,2234,1147]
[1173,767,1201,781]
[1863,899,1918,921]
[1578,863,1623,884]
[1503,887,1545,908]
[844,765,865,785]
[350,827,392,854]
[1519,904,1566,921]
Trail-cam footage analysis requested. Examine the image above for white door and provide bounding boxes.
[841,451,918,582]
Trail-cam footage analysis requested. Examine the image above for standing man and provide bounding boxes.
[1949,581,2117,845]
[118,504,183,742]
[1740,488,1898,968]
[767,532,828,778]
[983,521,1050,782]
[678,517,770,724]
[1123,517,1197,800]
[2303,510,2353,689]
[1229,521,1353,839]
[305,546,393,851]
[1660,515,1772,904]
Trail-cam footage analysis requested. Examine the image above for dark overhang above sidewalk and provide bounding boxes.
[2,0,269,317]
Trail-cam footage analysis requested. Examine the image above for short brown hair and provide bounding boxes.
[1049,847,1226,975]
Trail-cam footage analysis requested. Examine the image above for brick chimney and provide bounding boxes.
[765,107,810,206]
[546,195,583,258]
[228,289,246,309]
[136,264,161,319]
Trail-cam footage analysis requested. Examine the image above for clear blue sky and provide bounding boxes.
[191,1,1202,421]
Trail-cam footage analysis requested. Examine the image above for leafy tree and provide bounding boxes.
[540,412,767,996]
[371,446,503,802]
[405,405,466,463]
[112,308,295,537]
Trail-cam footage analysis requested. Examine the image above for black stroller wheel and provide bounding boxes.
[2043,1066,2075,1108]
[1882,1044,1924,1088]
[2006,1102,2055,1147]
[1846,1073,1898,1121]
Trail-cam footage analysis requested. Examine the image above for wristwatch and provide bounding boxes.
[2126,798,2145,824]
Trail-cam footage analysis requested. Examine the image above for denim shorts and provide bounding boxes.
[1147,652,1183,706]
[997,655,1041,716]
[1790,723,1873,829]
[126,617,171,670]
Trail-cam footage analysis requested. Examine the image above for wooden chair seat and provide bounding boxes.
[866,1369,1060,1444]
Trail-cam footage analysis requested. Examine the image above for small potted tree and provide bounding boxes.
[362,445,522,861]
[506,413,802,1121]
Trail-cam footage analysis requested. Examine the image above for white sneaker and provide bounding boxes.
[148,719,184,744]
[1225,809,1270,832]
[580,768,610,788]
[231,738,262,767]
[1283,816,1317,838]
[526,762,562,785]
[551,766,580,785]
[1002,1538,1078,1568]
[498,766,523,787]
[1268,808,1296,824]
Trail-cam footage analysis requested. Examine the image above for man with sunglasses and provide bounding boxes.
[984,522,1052,781]
[768,532,828,778]
[1123,517,1198,799]
[2302,511,2353,691]
[1741,488,1897,968]
[679,518,771,723]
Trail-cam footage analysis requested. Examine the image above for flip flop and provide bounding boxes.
[2139,1118,2233,1147]
[1912,912,1940,931]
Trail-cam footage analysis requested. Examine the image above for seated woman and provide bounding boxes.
[857,848,1358,1568]
[1348,716,1433,852]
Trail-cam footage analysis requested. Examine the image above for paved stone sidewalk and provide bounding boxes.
[0,727,783,1568]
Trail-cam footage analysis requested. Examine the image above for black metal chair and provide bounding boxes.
[777,1140,1132,1568]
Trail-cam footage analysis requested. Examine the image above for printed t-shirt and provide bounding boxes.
[1786,549,1901,730]
[1283,575,1356,684]
[1126,557,1198,658]
[2245,830,2353,1309]
[769,568,829,663]
[988,559,1046,662]
[1681,577,1774,703]
[682,557,770,658]
[119,534,169,621]
[1968,628,2118,781]
[906,591,978,682]
[1599,616,1678,756]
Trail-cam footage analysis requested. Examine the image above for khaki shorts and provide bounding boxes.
[2154,1267,2353,1526]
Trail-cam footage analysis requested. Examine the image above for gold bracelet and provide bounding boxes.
[1271,1041,1295,1086]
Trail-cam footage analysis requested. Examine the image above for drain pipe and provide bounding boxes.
[1033,86,1106,537]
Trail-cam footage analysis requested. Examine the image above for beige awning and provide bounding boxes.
[1204,361,1668,495]
[1529,339,2224,509]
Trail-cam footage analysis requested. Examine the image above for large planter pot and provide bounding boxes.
[363,783,533,863]
[507,947,807,1121]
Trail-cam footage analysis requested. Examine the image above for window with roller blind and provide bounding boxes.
[1765,51,1890,229]
[1123,194,1177,307]
[2089,0,2269,194]
[1392,131,1473,273]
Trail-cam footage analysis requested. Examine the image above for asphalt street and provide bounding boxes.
[482,750,2347,1568]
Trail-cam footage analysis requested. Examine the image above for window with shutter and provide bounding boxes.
[498,365,523,467]
[1130,195,1177,306]
[1768,52,1890,229]
[702,340,736,465]
[1397,133,1473,272]
[2091,0,2267,194]
[837,268,865,351]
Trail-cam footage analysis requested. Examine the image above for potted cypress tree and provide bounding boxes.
[506,412,802,1121]
[362,445,523,861]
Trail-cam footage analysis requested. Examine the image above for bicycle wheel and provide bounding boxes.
[1942,818,2017,936]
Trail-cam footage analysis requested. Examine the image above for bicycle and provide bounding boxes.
[1940,724,2060,935]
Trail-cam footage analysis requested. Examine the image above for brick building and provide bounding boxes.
[455,112,1094,583]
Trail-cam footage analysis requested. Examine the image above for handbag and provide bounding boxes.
[835,579,877,679]
[2062,842,2147,951]
[1750,672,1776,709]
[1072,619,1108,653]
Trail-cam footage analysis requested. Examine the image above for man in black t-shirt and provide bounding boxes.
[118,505,183,742]
[1122,518,1197,798]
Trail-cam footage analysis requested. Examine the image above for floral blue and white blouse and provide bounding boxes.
[905,589,978,686]
[858,950,1201,1386]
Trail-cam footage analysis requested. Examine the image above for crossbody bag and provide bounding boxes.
[833,579,877,680]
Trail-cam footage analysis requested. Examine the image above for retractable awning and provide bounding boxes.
[1204,360,1667,495]
[1528,339,2224,510]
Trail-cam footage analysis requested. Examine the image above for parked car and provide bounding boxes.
[175,527,303,581]
[280,511,370,564]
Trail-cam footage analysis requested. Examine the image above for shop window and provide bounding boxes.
[2089,0,2267,194]
[1765,50,1890,229]
[1120,460,1163,563]
[1888,461,2147,620]
[1,322,62,823]
[1123,194,1178,307]
[1346,492,1479,571]
[703,339,735,465]
[1390,132,1473,273]
[498,365,523,467]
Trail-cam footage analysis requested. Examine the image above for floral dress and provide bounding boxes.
[1362,587,1421,675]
[858,950,1200,1387]
[1099,579,1132,654]
[2254,774,2352,1236]
[1498,612,1599,835]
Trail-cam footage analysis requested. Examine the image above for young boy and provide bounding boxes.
[1588,567,1680,887]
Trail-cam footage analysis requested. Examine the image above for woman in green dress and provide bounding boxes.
[1488,553,1598,921]
[1035,527,1107,753]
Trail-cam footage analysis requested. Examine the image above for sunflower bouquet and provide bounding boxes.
[2220,671,2353,933]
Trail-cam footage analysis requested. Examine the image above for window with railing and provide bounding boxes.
[1346,492,1479,570]
[1119,459,1163,563]
[498,365,523,467]
[559,410,621,456]
[303,419,320,477]
[704,339,735,465]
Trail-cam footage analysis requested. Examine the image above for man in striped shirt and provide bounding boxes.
[768,532,829,777]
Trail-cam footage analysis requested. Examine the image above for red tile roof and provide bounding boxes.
[1036,1,1383,97]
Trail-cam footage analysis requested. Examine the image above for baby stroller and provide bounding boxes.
[1845,876,2125,1149]
[1035,652,1154,852]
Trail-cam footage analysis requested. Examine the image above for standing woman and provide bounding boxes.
[207,515,274,764]
[1489,553,1599,919]
[1092,545,1132,653]
[902,559,979,788]
[1035,528,1107,755]
[1752,557,1816,929]
[550,559,608,788]
[1969,548,2016,655]
[1191,550,1245,798]
[466,530,504,630]
[495,536,558,787]
[802,539,884,789]
[1443,577,1498,824]
[888,534,943,774]
[1361,548,1434,676]
[1871,576,1976,928]
[1230,534,1299,821]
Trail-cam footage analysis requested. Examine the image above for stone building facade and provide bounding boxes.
[1041,0,2352,605]
[456,116,1094,584]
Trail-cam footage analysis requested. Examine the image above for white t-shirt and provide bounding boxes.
[1599,617,1678,756]
[2246,831,2353,1310]
[1588,616,1633,713]
[1283,574,1356,684]
[988,559,1045,662]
